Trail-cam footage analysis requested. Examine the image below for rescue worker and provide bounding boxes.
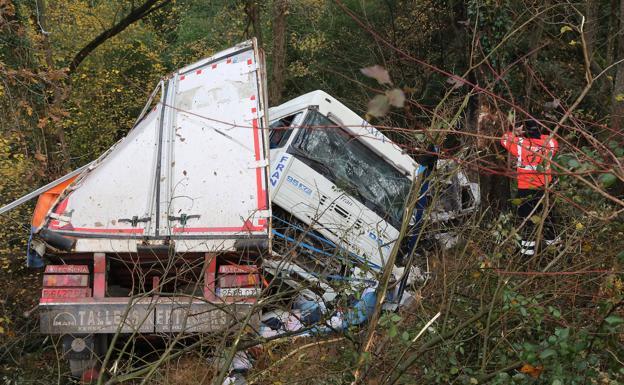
[500,119,558,256]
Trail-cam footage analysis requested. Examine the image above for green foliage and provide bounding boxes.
[0,1,623,383]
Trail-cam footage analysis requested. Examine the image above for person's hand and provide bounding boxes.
[513,125,525,136]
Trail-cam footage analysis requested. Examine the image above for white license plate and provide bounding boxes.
[217,287,261,297]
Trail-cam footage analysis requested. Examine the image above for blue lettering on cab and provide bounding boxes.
[270,155,290,187]
[368,232,391,251]
[286,175,313,196]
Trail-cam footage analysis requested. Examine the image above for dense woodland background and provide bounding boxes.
[0,0,623,384]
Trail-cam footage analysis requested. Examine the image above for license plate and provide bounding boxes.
[217,287,261,297]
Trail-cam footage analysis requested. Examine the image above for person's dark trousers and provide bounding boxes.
[517,188,556,256]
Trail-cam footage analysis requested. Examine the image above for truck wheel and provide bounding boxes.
[64,334,108,381]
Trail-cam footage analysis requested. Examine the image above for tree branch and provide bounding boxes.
[66,0,171,76]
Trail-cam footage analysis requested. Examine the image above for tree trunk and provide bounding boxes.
[269,0,288,104]
[244,0,263,48]
[611,0,624,130]
[585,0,600,62]
[35,0,70,173]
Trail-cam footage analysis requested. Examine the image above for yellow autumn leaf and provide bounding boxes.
[616,94,624,102]
[575,222,585,231]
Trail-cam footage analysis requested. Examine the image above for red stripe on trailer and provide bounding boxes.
[258,218,267,226]
[256,170,266,210]
[250,95,256,100]
[49,197,70,228]
[252,118,260,161]
[93,253,106,299]
[152,276,160,292]
[204,254,217,301]
[172,225,265,233]
[247,59,252,65]
[196,69,202,74]
[53,197,69,214]
[43,274,89,287]
[41,288,91,299]
[251,107,257,113]
[251,118,266,210]
[45,265,89,274]
[48,222,73,230]
[180,75,186,80]
[66,227,144,234]
[212,64,217,69]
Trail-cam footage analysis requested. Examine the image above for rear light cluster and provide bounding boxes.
[215,264,262,300]
[41,265,91,299]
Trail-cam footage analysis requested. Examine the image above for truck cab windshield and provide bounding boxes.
[289,109,412,228]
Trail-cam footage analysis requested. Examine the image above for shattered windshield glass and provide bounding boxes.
[289,109,412,227]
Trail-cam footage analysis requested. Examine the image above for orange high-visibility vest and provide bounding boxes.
[500,132,558,189]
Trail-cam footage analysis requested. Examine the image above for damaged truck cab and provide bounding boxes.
[263,91,479,307]
[264,91,423,304]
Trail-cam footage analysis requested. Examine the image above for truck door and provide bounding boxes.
[159,40,270,244]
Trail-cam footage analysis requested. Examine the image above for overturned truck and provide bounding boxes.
[2,40,479,378]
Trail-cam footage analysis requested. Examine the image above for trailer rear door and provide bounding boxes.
[41,40,270,252]
[160,41,269,239]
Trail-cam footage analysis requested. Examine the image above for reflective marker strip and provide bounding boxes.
[45,265,89,274]
[218,265,258,274]
[218,274,260,288]
[41,288,91,299]
[43,274,89,287]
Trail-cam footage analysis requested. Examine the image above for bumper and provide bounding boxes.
[40,297,259,334]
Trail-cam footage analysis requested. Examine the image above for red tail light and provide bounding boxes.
[42,265,91,300]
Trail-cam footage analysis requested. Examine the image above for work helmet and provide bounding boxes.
[524,119,541,138]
